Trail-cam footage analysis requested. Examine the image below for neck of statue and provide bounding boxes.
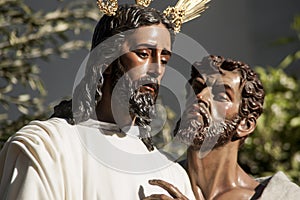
[186,140,259,200]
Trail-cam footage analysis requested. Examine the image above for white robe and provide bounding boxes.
[0,118,194,200]
[257,171,300,199]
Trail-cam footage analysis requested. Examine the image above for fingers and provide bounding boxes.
[143,194,174,200]
[148,179,187,199]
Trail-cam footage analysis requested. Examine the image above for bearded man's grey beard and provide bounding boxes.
[112,68,159,151]
[175,116,241,151]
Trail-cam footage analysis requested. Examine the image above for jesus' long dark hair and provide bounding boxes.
[50,4,174,124]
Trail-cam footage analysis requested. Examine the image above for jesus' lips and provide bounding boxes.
[138,83,158,99]
[134,76,159,99]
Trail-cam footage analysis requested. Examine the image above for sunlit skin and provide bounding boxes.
[96,24,172,126]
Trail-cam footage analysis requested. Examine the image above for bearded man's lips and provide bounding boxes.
[177,103,211,147]
[183,102,211,128]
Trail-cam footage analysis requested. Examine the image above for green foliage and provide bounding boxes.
[239,65,300,184]
[0,113,49,148]
[239,14,300,185]
[291,14,300,39]
[0,0,99,143]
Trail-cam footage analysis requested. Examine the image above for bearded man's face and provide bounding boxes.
[176,68,243,151]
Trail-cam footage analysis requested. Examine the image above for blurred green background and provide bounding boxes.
[1,0,300,185]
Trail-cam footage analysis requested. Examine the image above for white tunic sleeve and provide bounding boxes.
[0,120,64,200]
[0,118,195,200]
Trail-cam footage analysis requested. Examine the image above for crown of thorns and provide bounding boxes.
[96,0,211,33]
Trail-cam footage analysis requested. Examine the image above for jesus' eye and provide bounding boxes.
[134,49,150,59]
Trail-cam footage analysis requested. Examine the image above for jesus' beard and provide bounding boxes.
[112,69,159,151]
[175,114,241,152]
[128,76,159,151]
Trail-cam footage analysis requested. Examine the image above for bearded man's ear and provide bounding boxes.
[236,117,257,138]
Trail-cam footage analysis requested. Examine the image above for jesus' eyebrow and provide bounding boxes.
[132,43,172,52]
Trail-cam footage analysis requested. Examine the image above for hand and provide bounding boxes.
[143,179,189,200]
